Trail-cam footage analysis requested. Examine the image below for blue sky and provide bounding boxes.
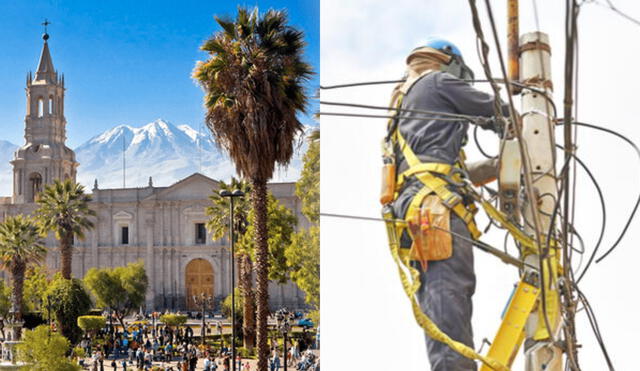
[0,0,319,148]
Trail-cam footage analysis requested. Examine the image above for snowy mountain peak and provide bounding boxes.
[91,124,133,145]
[141,119,175,139]
[178,124,201,141]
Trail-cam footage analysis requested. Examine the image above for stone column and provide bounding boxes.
[145,217,155,309]
[92,218,99,268]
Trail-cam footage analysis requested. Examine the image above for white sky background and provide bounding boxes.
[320,1,640,370]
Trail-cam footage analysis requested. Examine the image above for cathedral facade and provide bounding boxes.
[0,35,308,311]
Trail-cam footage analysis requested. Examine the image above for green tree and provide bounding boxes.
[35,179,95,280]
[221,288,244,322]
[16,325,80,371]
[0,215,47,339]
[0,280,9,339]
[297,130,319,224]
[194,7,312,368]
[221,288,244,346]
[286,226,319,308]
[44,275,92,344]
[77,315,106,338]
[239,194,297,283]
[23,265,49,312]
[84,261,148,329]
[0,280,10,316]
[206,178,251,241]
[206,178,256,350]
[286,130,319,310]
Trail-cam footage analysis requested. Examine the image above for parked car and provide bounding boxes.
[297,318,314,328]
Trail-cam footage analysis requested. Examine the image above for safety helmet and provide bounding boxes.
[421,38,474,81]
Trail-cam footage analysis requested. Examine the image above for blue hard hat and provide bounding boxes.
[419,38,473,81]
[423,38,463,58]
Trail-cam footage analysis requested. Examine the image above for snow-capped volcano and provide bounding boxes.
[75,119,309,189]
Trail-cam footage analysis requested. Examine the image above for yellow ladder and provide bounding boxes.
[480,276,540,371]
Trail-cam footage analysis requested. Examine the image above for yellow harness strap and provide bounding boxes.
[396,130,482,240]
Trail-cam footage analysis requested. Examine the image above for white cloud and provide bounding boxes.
[321,1,640,370]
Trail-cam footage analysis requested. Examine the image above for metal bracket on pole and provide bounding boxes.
[499,139,522,221]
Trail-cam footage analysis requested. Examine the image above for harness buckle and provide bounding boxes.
[442,192,463,209]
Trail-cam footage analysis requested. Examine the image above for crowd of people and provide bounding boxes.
[79,318,319,371]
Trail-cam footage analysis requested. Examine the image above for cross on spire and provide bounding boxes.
[42,19,51,33]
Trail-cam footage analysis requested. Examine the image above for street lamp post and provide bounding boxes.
[220,189,245,371]
[193,293,214,345]
[275,308,293,371]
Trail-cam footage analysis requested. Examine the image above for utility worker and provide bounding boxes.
[382,39,508,370]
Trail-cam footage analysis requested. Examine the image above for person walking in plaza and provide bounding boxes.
[270,350,281,371]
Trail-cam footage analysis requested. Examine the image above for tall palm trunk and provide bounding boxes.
[60,230,73,279]
[10,264,25,340]
[239,253,256,350]
[252,179,269,371]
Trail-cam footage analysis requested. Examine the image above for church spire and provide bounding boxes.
[34,20,56,83]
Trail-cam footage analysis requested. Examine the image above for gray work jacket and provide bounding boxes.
[392,71,507,231]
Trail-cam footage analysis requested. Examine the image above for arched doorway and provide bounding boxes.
[185,258,214,310]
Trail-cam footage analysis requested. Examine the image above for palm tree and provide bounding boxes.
[0,215,47,339]
[194,7,312,368]
[35,179,95,280]
[206,178,256,350]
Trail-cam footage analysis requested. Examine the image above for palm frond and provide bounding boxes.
[215,16,237,38]
[0,215,47,271]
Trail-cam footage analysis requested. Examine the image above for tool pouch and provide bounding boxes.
[408,194,453,267]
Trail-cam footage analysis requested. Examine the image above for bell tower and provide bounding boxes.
[11,26,78,204]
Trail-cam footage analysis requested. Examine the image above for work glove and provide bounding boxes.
[476,116,506,137]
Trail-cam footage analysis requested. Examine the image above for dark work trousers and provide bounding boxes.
[415,214,477,371]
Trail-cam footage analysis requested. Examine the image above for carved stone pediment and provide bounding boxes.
[182,206,205,216]
[113,210,133,220]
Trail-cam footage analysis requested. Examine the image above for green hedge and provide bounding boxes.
[159,314,188,327]
[77,315,106,332]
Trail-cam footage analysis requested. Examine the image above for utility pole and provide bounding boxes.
[519,31,564,371]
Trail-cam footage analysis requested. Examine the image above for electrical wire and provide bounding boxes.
[319,100,481,122]
[568,2,582,288]
[320,78,559,118]
[590,0,640,26]
[573,284,615,370]
[318,112,466,122]
[568,227,586,274]
[555,145,607,283]
[319,212,538,271]
[473,124,497,159]
[557,121,640,263]
[319,80,404,90]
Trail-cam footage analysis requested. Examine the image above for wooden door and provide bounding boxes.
[185,258,214,310]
